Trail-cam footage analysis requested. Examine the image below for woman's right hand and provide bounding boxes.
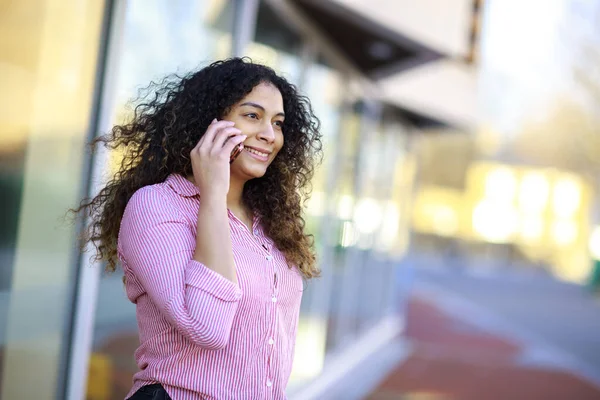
[190,119,246,198]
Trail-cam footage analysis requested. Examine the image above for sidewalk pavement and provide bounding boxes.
[364,294,600,400]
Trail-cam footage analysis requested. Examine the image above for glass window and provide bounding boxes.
[86,2,234,399]
[246,0,408,387]
[324,101,365,349]
[254,0,303,55]
[243,1,410,392]
[250,0,358,387]
[0,1,106,399]
[246,1,303,81]
[290,59,346,386]
[324,101,414,348]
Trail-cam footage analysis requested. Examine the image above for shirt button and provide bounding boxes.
[271,296,277,303]
[268,338,274,345]
[266,255,273,261]
[266,380,272,387]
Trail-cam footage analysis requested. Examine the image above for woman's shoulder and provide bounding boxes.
[125,178,184,220]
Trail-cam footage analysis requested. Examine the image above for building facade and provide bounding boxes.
[0,1,476,399]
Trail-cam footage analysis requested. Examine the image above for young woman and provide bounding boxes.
[77,58,322,399]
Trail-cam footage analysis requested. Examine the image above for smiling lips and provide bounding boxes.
[244,146,271,161]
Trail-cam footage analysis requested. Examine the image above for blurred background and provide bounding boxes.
[1,0,600,399]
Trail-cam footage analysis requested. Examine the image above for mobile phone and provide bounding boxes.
[217,117,242,164]
[230,143,243,164]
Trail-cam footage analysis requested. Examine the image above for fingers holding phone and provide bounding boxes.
[229,142,243,164]
[191,119,246,195]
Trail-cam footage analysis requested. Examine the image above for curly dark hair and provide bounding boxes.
[75,57,322,279]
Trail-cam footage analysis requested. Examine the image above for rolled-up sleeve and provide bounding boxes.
[118,187,242,350]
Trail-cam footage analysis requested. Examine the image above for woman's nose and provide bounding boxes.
[257,124,275,143]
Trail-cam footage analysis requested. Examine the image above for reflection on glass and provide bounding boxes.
[336,194,354,220]
[376,200,402,252]
[484,167,518,202]
[472,200,519,243]
[519,216,545,242]
[305,190,326,217]
[0,1,105,399]
[340,221,359,248]
[552,177,581,218]
[420,160,594,284]
[588,226,600,260]
[353,197,383,236]
[325,100,414,346]
[250,2,356,386]
[518,172,550,213]
[289,317,327,383]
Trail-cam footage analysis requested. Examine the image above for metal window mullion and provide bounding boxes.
[231,0,260,57]
[65,1,127,399]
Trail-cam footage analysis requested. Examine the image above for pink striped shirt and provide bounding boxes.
[118,174,303,400]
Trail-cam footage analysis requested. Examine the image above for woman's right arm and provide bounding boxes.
[119,188,241,350]
[191,119,246,284]
[119,119,247,350]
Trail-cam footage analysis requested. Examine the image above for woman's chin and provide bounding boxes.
[233,163,268,180]
[247,167,267,179]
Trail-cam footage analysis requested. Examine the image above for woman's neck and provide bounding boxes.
[227,177,253,230]
[227,176,245,211]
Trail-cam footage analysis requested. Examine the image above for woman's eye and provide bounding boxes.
[274,121,283,128]
[245,113,258,119]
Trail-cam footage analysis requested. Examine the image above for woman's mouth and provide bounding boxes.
[244,147,270,162]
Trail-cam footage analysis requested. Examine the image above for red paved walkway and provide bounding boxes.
[365,296,600,400]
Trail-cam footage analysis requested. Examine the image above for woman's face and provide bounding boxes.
[222,82,285,181]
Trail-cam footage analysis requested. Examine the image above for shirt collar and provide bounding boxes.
[165,174,200,198]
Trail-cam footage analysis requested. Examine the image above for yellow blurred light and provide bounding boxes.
[411,185,462,237]
[552,250,591,284]
[519,216,544,242]
[337,195,354,220]
[552,178,581,218]
[589,226,600,260]
[390,229,410,260]
[484,167,517,202]
[430,205,459,237]
[377,201,401,250]
[340,221,358,247]
[472,200,518,243]
[86,353,112,400]
[353,198,383,234]
[306,191,325,217]
[551,219,578,246]
[290,317,327,380]
[246,42,279,67]
[204,0,228,23]
[518,172,549,213]
[215,33,233,60]
[476,126,504,156]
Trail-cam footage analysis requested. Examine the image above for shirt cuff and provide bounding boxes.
[185,260,243,302]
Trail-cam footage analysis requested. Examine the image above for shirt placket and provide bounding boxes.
[231,213,278,394]
[266,254,278,393]
[253,225,278,394]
